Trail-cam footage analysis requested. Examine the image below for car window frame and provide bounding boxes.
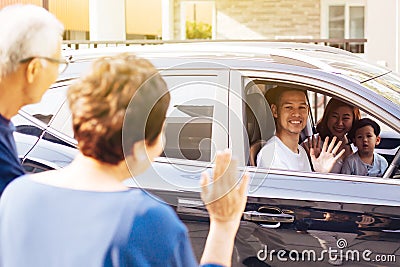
[153,68,230,165]
[235,68,400,182]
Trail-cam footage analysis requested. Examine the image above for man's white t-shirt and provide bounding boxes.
[257,136,312,172]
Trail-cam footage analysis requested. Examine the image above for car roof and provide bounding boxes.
[60,41,399,111]
[63,41,390,79]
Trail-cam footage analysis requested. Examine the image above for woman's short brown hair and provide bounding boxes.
[68,53,170,165]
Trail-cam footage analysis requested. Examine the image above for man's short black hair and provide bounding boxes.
[265,86,307,105]
[348,118,380,140]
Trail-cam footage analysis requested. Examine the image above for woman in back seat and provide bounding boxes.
[304,98,361,173]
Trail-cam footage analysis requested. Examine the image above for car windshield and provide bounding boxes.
[296,50,400,105]
[362,72,400,105]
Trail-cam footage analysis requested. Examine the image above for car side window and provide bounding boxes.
[36,74,227,164]
[11,84,69,145]
[21,85,68,127]
[243,79,400,178]
[161,75,222,162]
[49,98,74,139]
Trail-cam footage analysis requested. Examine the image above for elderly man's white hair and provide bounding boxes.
[0,4,64,77]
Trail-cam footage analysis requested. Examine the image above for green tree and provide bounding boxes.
[186,21,212,39]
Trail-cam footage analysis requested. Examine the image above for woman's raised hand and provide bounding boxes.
[310,136,345,173]
[303,134,322,158]
[200,150,250,266]
[200,150,249,223]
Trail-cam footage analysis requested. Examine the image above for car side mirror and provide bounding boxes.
[383,147,400,179]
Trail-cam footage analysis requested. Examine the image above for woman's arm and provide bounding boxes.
[199,150,249,267]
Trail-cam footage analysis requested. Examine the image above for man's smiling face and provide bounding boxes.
[272,90,309,136]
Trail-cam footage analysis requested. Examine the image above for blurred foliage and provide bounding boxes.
[186,21,212,39]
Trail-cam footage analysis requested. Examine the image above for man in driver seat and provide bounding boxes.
[257,86,344,173]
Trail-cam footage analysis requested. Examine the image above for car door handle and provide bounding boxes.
[243,210,295,223]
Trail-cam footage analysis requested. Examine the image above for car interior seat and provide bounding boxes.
[245,91,275,166]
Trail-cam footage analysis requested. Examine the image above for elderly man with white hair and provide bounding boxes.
[0,4,64,195]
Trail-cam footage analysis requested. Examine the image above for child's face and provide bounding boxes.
[354,125,381,155]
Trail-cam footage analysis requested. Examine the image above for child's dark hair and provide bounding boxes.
[348,118,380,140]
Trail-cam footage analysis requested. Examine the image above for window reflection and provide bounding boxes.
[162,76,219,162]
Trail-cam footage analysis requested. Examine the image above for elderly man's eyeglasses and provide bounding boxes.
[19,56,69,74]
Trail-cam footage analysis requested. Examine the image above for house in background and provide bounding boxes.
[164,0,399,73]
[0,0,162,40]
[0,0,398,73]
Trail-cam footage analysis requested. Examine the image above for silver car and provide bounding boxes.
[14,42,400,266]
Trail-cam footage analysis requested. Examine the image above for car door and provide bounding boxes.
[227,66,400,266]
[123,65,231,259]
